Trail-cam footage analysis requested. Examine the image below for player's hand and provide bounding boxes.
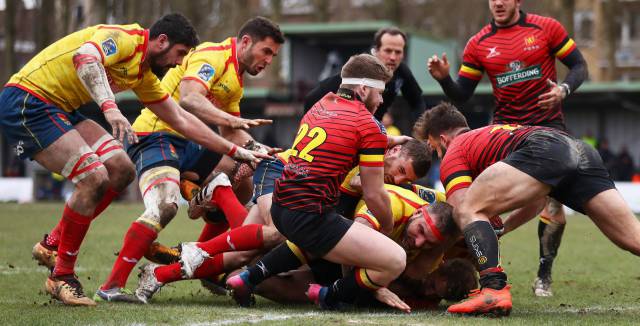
[229,117,273,130]
[387,135,412,147]
[231,146,271,163]
[374,287,411,313]
[427,53,450,81]
[349,175,362,192]
[538,79,566,110]
[104,108,138,144]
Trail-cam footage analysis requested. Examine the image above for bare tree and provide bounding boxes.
[3,0,18,84]
[35,0,56,51]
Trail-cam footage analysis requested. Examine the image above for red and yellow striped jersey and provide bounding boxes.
[274,91,388,213]
[459,12,577,126]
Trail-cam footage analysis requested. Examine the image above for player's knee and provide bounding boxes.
[386,246,406,278]
[107,156,135,190]
[157,201,178,227]
[76,168,110,204]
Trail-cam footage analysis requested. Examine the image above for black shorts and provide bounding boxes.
[270,203,353,257]
[502,130,615,214]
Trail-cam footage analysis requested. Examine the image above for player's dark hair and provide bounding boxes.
[413,102,468,141]
[150,13,199,48]
[428,201,457,238]
[373,26,407,49]
[238,16,285,44]
[400,139,432,179]
[436,258,478,301]
[340,54,393,84]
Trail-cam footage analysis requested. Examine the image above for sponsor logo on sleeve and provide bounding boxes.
[101,38,118,56]
[197,63,215,82]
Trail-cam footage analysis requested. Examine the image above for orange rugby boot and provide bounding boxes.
[447,285,512,317]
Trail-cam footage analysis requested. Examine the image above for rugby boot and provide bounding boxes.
[226,271,256,307]
[179,242,210,279]
[45,274,96,306]
[93,287,141,303]
[135,263,164,304]
[188,172,230,220]
[447,285,512,316]
[144,242,180,265]
[532,277,553,297]
[200,273,228,296]
[32,235,57,271]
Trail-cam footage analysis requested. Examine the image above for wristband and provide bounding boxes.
[100,100,118,112]
[560,83,571,97]
[226,144,238,157]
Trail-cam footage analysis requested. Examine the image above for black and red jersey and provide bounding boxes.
[440,124,551,197]
[274,90,388,213]
[459,12,577,126]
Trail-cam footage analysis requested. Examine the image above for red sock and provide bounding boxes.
[197,221,229,242]
[154,254,224,283]
[193,254,224,279]
[196,224,263,256]
[212,186,247,228]
[46,188,119,248]
[101,222,157,290]
[93,188,119,219]
[154,263,183,284]
[53,205,92,277]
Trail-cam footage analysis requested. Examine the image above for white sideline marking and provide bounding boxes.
[186,312,320,326]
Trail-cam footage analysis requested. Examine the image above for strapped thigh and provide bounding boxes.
[60,145,105,184]
[91,134,124,163]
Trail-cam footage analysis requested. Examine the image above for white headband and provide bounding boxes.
[341,78,386,90]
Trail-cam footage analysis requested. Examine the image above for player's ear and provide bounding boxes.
[240,35,253,49]
[156,34,170,50]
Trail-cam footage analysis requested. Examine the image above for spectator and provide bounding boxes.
[598,138,616,177]
[615,146,635,181]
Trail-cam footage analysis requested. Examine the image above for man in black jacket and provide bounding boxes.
[304,27,426,122]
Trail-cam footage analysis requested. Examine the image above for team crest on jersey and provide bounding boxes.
[198,64,215,82]
[101,38,117,56]
[524,35,540,51]
[416,188,437,204]
[495,61,541,88]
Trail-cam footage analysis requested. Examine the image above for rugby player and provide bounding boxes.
[427,0,588,296]
[414,102,640,316]
[223,53,419,312]
[0,14,268,306]
[93,17,284,302]
[305,26,425,121]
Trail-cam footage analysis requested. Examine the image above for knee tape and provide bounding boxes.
[91,134,124,163]
[138,166,181,231]
[60,145,105,184]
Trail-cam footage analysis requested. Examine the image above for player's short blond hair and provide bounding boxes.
[340,54,392,84]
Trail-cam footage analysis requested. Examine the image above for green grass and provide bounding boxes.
[1,202,639,325]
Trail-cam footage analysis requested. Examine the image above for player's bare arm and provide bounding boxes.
[178,79,272,129]
[360,165,393,235]
[147,98,269,163]
[73,43,136,144]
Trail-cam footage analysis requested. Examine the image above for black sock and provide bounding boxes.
[537,218,565,280]
[325,270,376,306]
[246,241,305,286]
[463,220,507,290]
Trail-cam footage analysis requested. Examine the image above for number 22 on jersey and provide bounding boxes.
[289,123,327,162]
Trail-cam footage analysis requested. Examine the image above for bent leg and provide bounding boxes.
[585,189,640,255]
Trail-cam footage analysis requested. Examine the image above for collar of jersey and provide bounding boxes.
[336,88,363,103]
[490,10,527,29]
